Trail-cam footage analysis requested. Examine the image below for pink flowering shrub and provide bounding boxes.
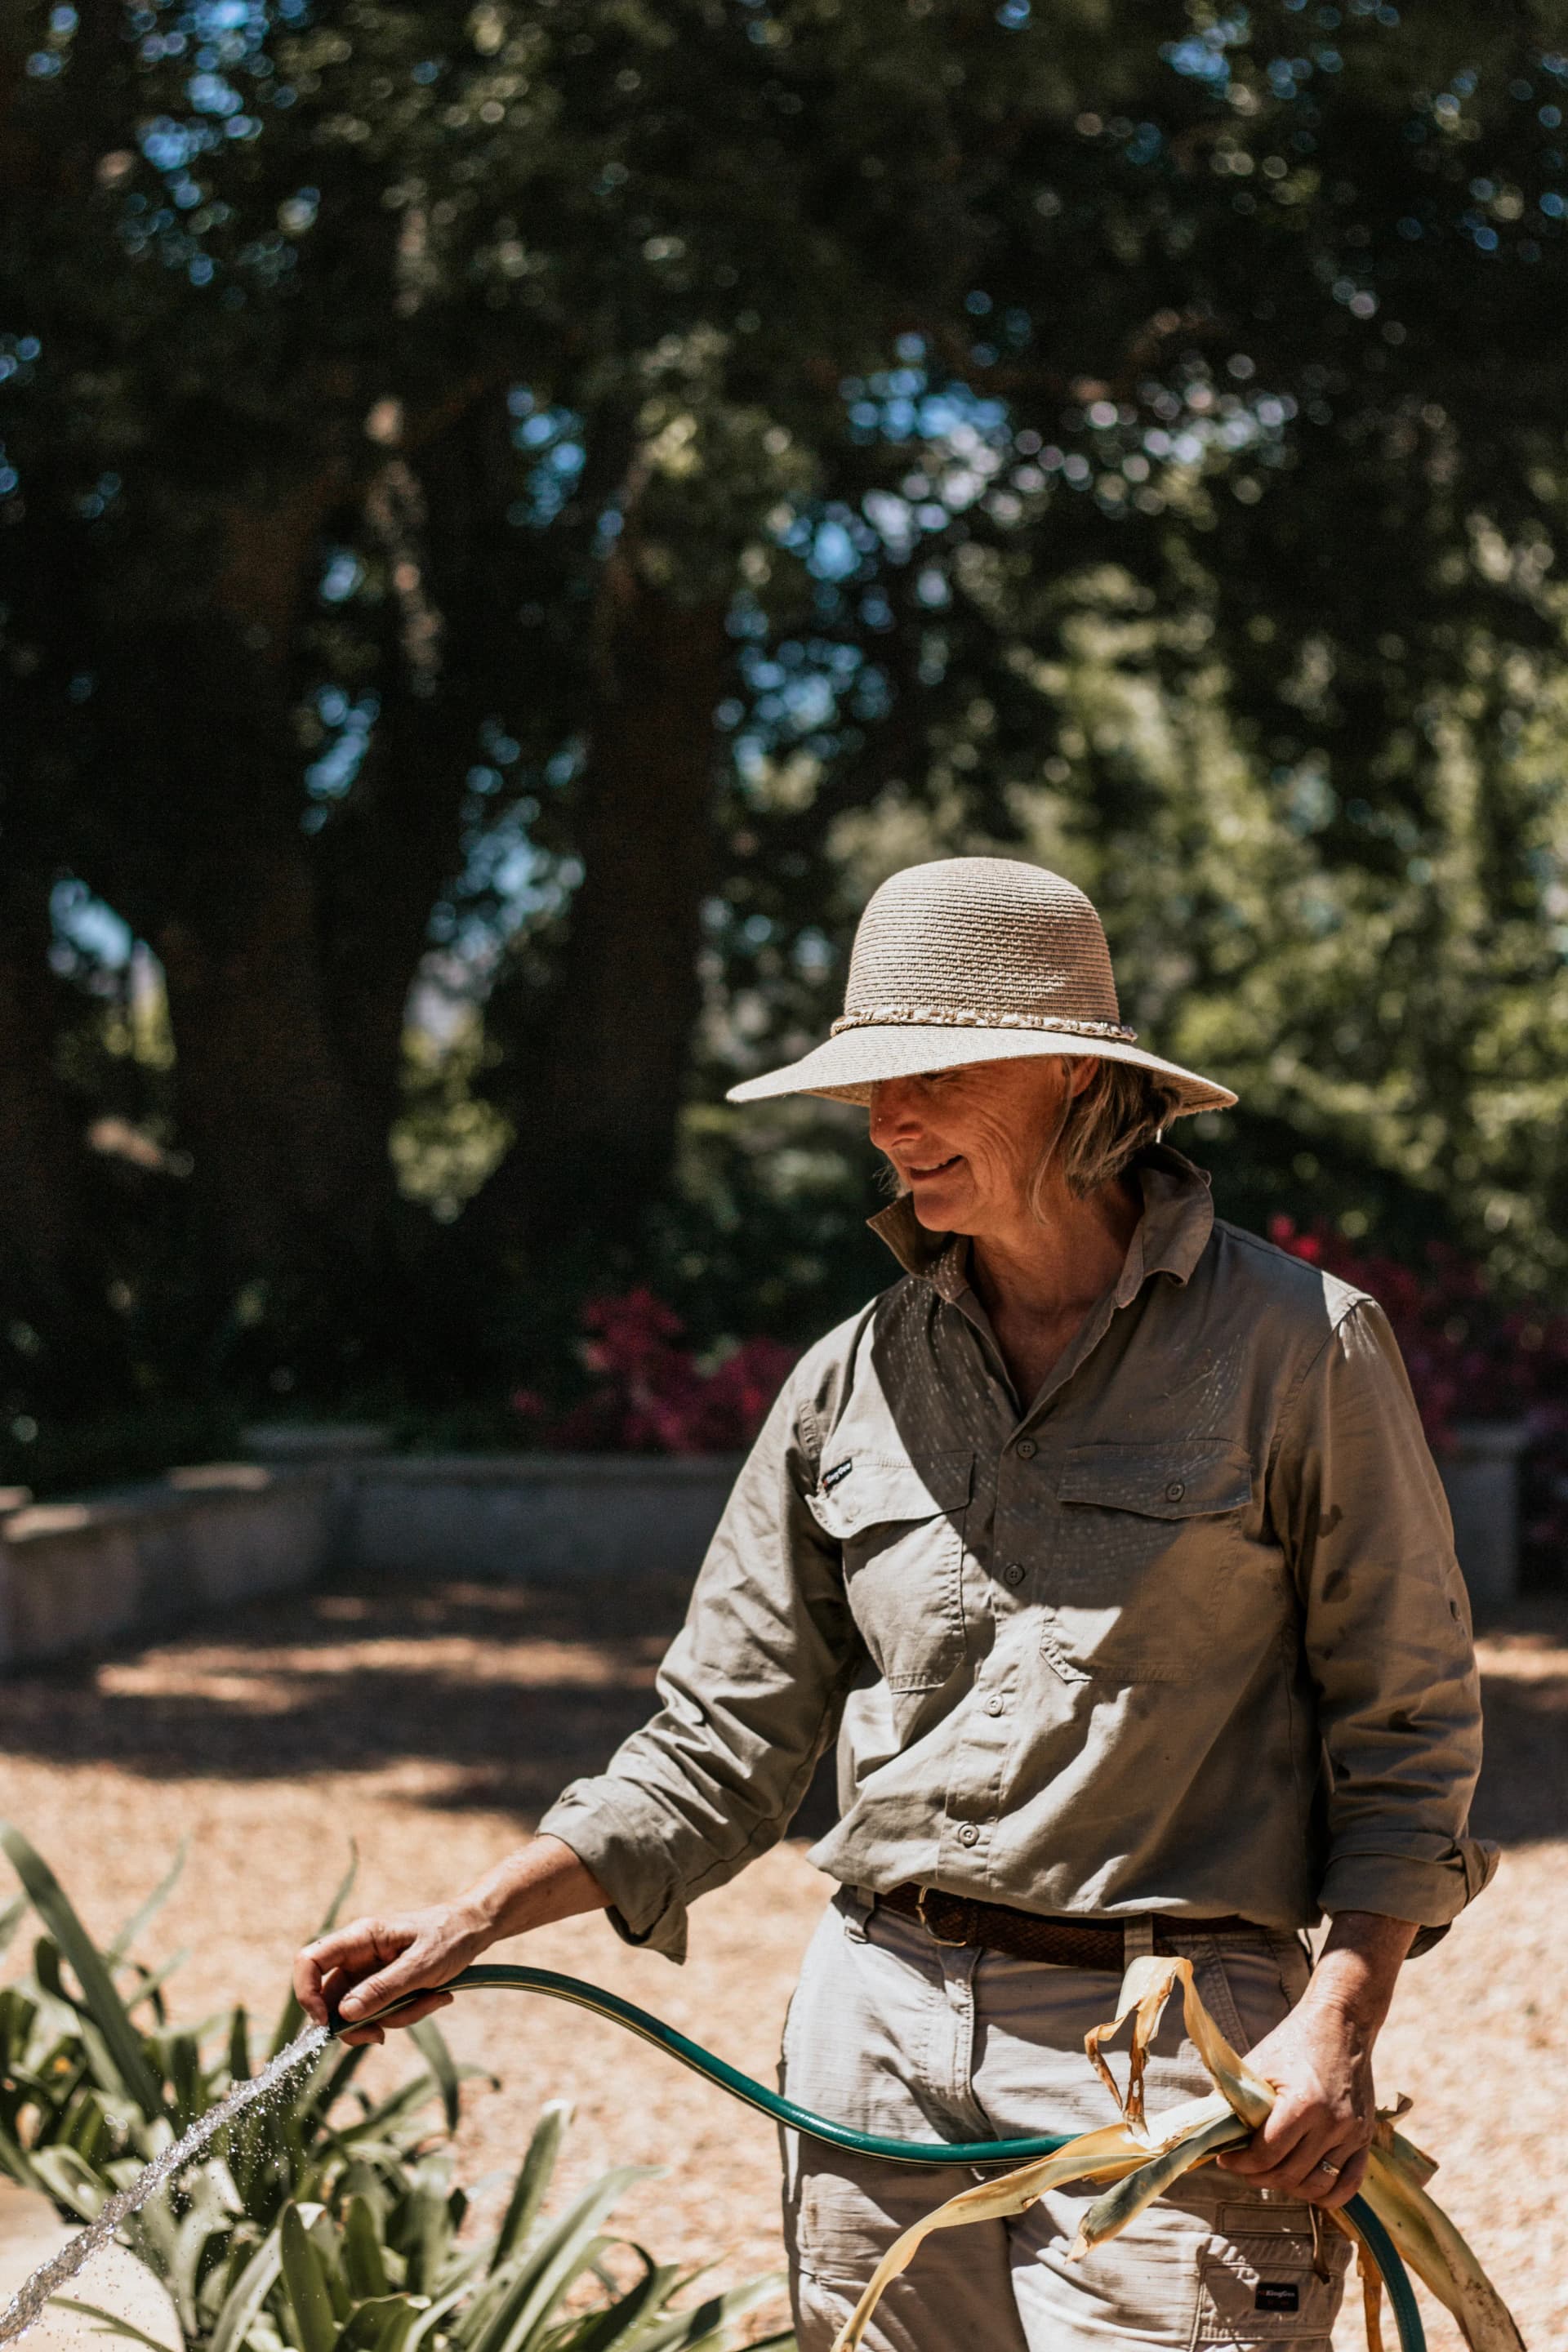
[510,1244,1568,1575]
[514,1288,799,1454]
[1267,1217,1486,1450]
[1267,1217,1568,1573]
[1268,1216,1568,1451]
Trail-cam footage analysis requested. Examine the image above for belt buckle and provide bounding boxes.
[915,1886,976,1948]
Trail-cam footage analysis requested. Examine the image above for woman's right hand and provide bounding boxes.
[294,1900,489,2045]
[292,1836,609,2047]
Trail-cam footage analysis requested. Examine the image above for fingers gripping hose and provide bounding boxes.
[334,1962,1427,2352]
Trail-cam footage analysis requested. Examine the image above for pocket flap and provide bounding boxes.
[1058,1441,1252,1521]
[808,1450,973,1539]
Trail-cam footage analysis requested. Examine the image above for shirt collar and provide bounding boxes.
[866,1143,1215,1308]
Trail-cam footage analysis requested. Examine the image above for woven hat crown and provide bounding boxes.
[835,857,1128,1041]
[725,852,1234,1112]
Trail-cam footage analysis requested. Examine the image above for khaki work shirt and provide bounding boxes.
[541,1147,1495,1962]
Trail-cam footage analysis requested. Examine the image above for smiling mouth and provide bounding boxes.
[907,1154,962,1179]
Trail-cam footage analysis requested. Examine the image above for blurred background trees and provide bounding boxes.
[7,0,1568,1482]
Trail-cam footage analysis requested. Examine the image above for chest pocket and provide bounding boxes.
[1043,1441,1254,1685]
[807,1450,973,1694]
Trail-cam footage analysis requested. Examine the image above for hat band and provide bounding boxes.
[830,1004,1138,1044]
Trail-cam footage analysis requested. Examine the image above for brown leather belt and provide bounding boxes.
[879,1882,1258,1970]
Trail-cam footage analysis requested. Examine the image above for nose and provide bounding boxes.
[868,1080,925,1153]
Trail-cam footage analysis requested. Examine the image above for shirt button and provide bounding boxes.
[1016,1439,1037,1460]
[956,1823,981,1846]
[1165,1479,1186,1502]
[1002,1561,1026,1588]
[985,1695,1005,1717]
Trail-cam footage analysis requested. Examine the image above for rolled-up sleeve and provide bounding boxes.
[538,1375,863,1962]
[1269,1297,1499,1940]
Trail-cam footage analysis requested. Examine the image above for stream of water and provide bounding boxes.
[0,2019,331,2348]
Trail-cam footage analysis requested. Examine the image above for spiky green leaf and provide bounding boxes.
[0,1824,165,2121]
[281,2203,341,2352]
[270,1847,358,2060]
[406,2020,461,2137]
[491,2104,569,2270]
[207,2232,284,2352]
[49,2296,180,2352]
[109,1844,189,1965]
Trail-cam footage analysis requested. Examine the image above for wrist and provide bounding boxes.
[461,1835,604,1946]
[1298,1957,1392,2039]
[1309,1909,1416,2037]
[1296,1978,1381,2038]
[454,1862,534,1948]
[457,1892,502,1949]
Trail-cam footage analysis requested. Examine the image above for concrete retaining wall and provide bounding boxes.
[345,1453,744,1585]
[0,1464,341,1669]
[0,1453,745,1669]
[1440,1421,1531,1610]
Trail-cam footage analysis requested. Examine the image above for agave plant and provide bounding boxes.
[0,1826,791,2352]
[0,1825,455,2245]
[65,2109,788,2352]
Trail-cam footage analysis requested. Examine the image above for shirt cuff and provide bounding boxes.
[1317,1834,1499,1947]
[538,1780,692,1964]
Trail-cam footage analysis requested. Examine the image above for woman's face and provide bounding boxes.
[867,1056,1093,1236]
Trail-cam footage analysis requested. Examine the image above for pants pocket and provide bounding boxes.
[1192,2214,1351,2345]
[1196,1933,1303,2059]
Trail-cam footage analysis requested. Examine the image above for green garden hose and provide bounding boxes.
[336,1961,1428,2351]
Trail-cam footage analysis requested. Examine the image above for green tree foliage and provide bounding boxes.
[5,0,1568,1463]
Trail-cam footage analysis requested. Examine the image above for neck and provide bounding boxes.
[964,1174,1142,1401]
[969,1171,1140,1316]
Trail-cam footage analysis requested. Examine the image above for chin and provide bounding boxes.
[910,1183,971,1230]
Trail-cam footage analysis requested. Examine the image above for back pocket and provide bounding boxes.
[1043,1441,1253,1683]
[807,1451,973,1693]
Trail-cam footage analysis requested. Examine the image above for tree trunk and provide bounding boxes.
[103,612,396,1281]
[474,551,732,1252]
[0,870,99,1310]
[152,849,387,1276]
[314,416,517,1146]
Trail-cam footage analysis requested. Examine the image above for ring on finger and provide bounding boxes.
[1312,2158,1342,2180]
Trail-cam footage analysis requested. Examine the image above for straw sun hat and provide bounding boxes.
[725,857,1236,1120]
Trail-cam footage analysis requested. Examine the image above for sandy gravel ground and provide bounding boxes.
[0,1570,1561,2352]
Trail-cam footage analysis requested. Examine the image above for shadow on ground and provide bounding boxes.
[0,1576,690,1819]
[0,1574,1559,1847]
[1471,1604,1568,1845]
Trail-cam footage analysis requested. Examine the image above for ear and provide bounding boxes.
[1065,1055,1102,1101]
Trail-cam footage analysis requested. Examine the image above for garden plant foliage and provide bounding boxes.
[0,1826,789,2352]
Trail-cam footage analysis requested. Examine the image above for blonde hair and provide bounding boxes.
[1030,1058,1177,1214]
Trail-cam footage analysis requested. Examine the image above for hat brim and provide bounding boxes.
[725,1024,1236,1118]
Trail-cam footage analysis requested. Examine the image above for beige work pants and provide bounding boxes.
[779,1893,1350,2352]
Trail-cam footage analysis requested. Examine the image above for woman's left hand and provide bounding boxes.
[1214,1992,1376,2207]
[1216,1909,1417,2207]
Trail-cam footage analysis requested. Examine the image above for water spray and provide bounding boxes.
[0,2022,332,2349]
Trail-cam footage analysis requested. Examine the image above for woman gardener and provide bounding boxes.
[297,858,1494,2352]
